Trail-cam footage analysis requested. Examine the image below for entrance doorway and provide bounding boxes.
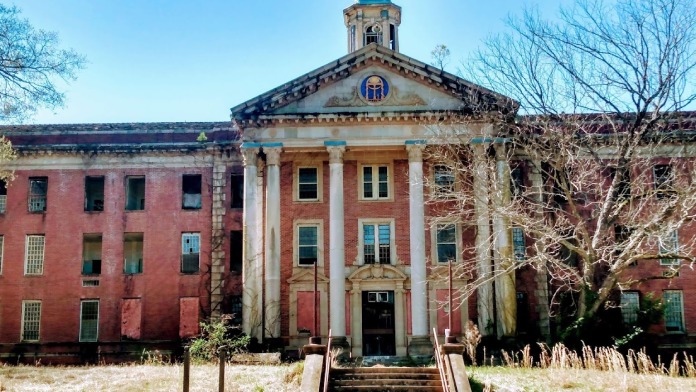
[362,291,396,356]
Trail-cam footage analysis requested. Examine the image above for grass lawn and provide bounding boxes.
[2,363,696,391]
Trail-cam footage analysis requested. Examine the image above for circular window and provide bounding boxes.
[360,75,390,103]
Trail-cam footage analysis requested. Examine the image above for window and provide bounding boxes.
[25,235,45,275]
[349,25,356,52]
[361,221,393,264]
[663,290,684,332]
[361,165,390,200]
[124,233,143,274]
[230,174,244,209]
[181,233,200,273]
[297,167,319,201]
[298,225,318,266]
[230,230,243,273]
[0,235,3,274]
[435,224,457,263]
[654,164,674,199]
[364,24,383,45]
[512,227,526,261]
[433,165,455,194]
[82,234,102,275]
[125,176,145,211]
[28,177,47,212]
[610,167,631,201]
[84,176,105,212]
[0,179,6,213]
[21,301,41,342]
[229,295,242,326]
[510,166,524,196]
[659,230,679,266]
[559,238,578,267]
[79,300,99,342]
[182,175,202,210]
[620,292,640,324]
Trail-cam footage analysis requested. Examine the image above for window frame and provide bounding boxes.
[432,165,456,196]
[364,24,383,46]
[620,291,640,325]
[125,176,146,211]
[123,232,144,274]
[24,234,45,275]
[653,164,674,199]
[0,179,7,213]
[294,220,323,267]
[659,230,679,266]
[512,227,526,261]
[182,174,202,210]
[28,177,47,213]
[359,163,392,201]
[230,173,244,209]
[79,299,100,342]
[84,176,105,212]
[21,300,41,342]
[294,165,322,202]
[0,235,3,275]
[358,218,396,265]
[181,232,201,274]
[663,290,685,333]
[431,222,462,264]
[82,234,103,276]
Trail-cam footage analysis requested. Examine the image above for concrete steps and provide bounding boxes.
[328,367,443,392]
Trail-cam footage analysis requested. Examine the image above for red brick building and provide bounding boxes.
[1,0,695,363]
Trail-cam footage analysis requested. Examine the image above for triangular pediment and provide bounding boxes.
[231,44,517,123]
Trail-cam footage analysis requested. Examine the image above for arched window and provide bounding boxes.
[364,24,382,46]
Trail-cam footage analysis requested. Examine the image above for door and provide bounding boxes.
[362,291,396,356]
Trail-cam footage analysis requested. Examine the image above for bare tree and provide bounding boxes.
[431,44,451,71]
[0,5,85,123]
[428,0,696,339]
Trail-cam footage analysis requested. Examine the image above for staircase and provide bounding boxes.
[327,367,443,392]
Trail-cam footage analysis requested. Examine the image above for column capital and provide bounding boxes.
[327,145,346,164]
[242,147,260,167]
[406,143,425,163]
[264,146,282,166]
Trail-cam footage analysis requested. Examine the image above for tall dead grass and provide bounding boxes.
[494,343,696,377]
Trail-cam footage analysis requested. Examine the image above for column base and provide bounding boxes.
[329,336,351,361]
[408,335,433,358]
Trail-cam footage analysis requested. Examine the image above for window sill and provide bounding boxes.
[180,271,201,275]
[295,199,322,203]
[125,210,145,213]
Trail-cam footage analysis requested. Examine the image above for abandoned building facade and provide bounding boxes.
[1,0,695,362]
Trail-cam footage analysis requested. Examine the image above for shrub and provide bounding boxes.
[187,315,250,362]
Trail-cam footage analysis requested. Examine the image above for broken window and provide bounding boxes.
[181,233,200,273]
[610,167,631,201]
[82,234,102,275]
[0,179,6,213]
[21,301,41,342]
[125,176,145,211]
[230,174,244,209]
[28,177,47,212]
[124,233,143,274]
[510,166,524,196]
[84,176,105,212]
[182,175,202,210]
[654,164,674,199]
[79,300,99,342]
[230,230,243,273]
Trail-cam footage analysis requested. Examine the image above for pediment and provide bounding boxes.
[231,44,516,124]
[287,268,329,284]
[348,264,408,282]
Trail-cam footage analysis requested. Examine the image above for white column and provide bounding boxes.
[264,146,282,339]
[529,160,551,341]
[493,144,516,338]
[472,144,495,336]
[406,143,428,337]
[241,146,262,341]
[327,145,347,338]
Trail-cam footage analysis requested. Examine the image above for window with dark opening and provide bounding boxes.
[389,24,396,50]
[230,230,243,273]
[298,225,318,266]
[610,167,631,201]
[82,234,102,275]
[510,166,524,196]
[28,177,47,212]
[654,164,674,199]
[181,233,200,273]
[124,233,143,274]
[364,24,382,45]
[84,176,105,212]
[0,179,6,213]
[230,174,244,209]
[125,176,145,211]
[182,175,202,210]
[298,167,318,200]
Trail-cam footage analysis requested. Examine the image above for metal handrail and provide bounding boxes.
[322,329,333,392]
[433,328,451,392]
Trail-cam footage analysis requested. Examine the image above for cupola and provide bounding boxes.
[344,0,402,53]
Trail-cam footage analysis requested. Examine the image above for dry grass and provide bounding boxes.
[0,363,302,392]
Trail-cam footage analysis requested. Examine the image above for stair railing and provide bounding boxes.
[433,327,452,392]
[322,329,333,392]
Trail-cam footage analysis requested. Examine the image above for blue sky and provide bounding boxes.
[12,0,569,124]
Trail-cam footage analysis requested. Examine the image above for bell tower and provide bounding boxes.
[344,0,402,53]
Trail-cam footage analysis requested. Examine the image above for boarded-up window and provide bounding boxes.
[179,297,200,338]
[121,298,142,340]
[297,291,319,335]
[436,289,462,335]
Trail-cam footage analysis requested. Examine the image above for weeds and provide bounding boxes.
[463,321,481,365]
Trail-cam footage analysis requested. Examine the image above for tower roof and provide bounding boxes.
[356,0,392,4]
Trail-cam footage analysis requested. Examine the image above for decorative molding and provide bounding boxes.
[264,146,282,166]
[406,143,425,162]
[241,147,260,167]
[324,86,426,108]
[326,145,346,164]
